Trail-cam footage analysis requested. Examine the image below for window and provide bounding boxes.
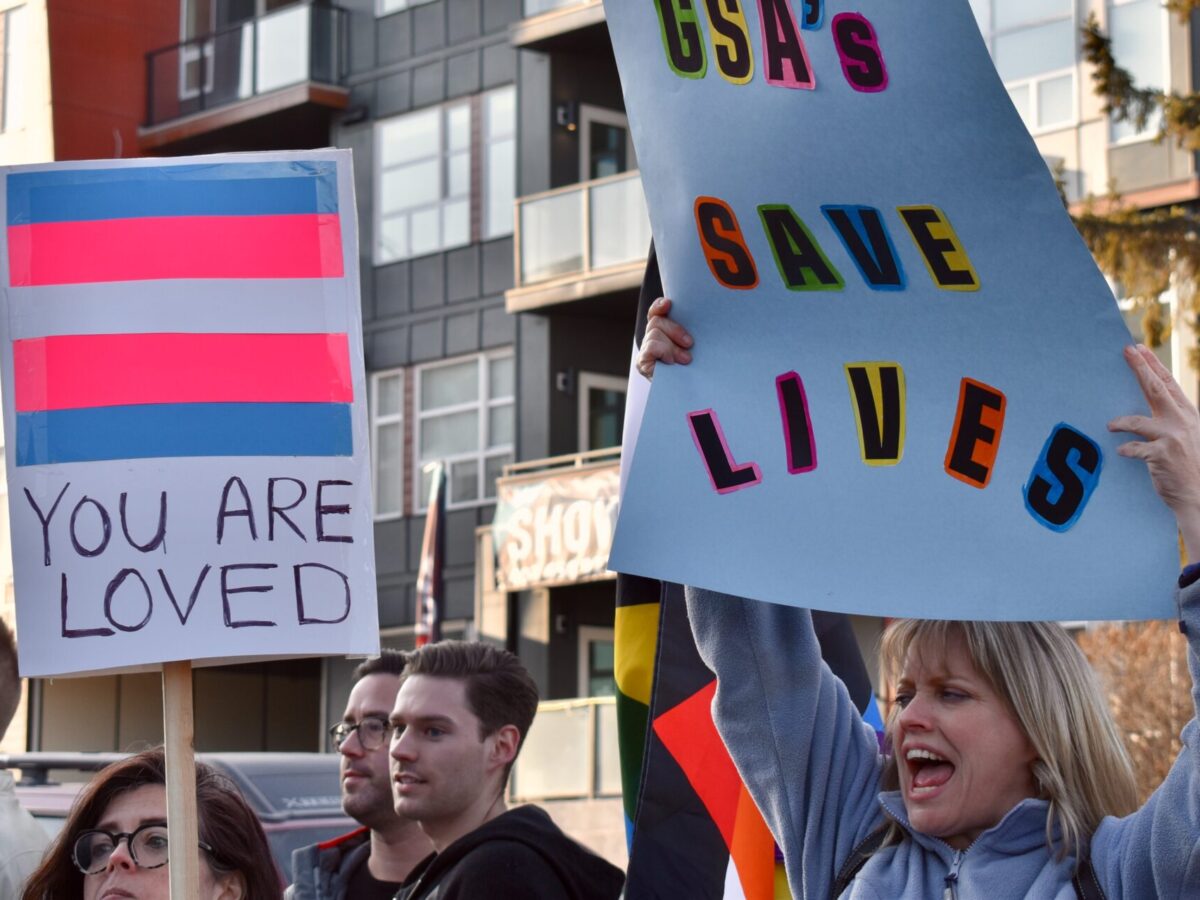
[970,0,1077,134]
[577,372,627,451]
[415,350,514,508]
[370,369,405,519]
[1,5,27,133]
[375,85,516,264]
[1107,0,1166,143]
[578,626,615,697]
[484,87,517,240]
[377,0,436,15]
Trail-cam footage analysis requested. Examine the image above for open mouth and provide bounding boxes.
[905,748,955,795]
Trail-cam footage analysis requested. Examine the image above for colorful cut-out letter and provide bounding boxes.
[688,409,763,493]
[845,363,905,465]
[654,0,708,78]
[758,205,843,291]
[1024,424,1102,532]
[820,204,904,290]
[702,0,754,84]
[832,13,887,92]
[944,378,1006,488]
[757,0,815,89]
[801,0,823,30]
[695,197,759,289]
[776,372,817,473]
[898,205,979,290]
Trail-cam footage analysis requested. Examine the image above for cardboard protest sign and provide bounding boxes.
[606,1,1179,620]
[1,150,380,676]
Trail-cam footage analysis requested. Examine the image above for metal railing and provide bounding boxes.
[509,696,621,801]
[144,1,346,127]
[514,170,652,289]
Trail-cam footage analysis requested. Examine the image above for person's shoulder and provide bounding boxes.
[439,841,563,895]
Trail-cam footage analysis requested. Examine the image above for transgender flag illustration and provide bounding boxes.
[5,160,353,466]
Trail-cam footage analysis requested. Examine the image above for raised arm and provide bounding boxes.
[1093,343,1200,895]
[686,589,886,900]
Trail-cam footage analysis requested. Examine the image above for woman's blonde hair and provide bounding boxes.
[877,619,1138,862]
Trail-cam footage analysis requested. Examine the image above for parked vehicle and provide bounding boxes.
[1,751,355,883]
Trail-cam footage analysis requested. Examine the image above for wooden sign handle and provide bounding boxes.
[162,660,201,899]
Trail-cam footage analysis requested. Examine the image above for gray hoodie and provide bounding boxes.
[685,578,1200,899]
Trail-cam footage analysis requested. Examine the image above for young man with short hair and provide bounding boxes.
[390,641,624,899]
[289,651,433,899]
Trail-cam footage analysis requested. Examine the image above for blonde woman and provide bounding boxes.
[639,300,1200,898]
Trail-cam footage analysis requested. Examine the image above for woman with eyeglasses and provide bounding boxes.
[20,747,280,900]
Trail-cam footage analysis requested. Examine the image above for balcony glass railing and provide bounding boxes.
[515,170,652,288]
[144,1,345,127]
[509,696,620,801]
[523,0,590,16]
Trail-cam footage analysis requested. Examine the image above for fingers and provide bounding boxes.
[1123,344,1189,415]
[636,297,694,381]
[1107,414,1164,440]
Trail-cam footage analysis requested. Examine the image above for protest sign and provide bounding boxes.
[1,150,380,676]
[606,1,1180,620]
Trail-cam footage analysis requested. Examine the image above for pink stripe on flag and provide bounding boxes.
[14,332,353,412]
[7,213,344,285]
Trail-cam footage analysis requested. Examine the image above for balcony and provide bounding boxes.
[511,0,606,50]
[139,1,348,153]
[505,170,652,313]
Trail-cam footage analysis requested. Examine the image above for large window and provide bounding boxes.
[375,85,516,264]
[1107,0,1165,143]
[370,369,405,519]
[415,350,514,508]
[970,0,1077,134]
[0,5,27,133]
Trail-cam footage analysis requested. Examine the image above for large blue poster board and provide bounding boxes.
[606,0,1179,620]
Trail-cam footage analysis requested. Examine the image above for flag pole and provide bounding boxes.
[162,660,201,899]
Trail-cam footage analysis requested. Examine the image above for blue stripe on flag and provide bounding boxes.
[16,402,353,465]
[7,161,339,225]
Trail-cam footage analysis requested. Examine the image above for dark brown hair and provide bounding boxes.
[402,640,539,751]
[352,648,409,682]
[0,619,19,739]
[21,748,280,899]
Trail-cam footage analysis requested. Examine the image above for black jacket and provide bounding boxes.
[395,806,624,900]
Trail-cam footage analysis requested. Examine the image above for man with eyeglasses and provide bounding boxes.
[0,618,48,898]
[289,651,433,900]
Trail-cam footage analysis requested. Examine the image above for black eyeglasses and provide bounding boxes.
[72,823,215,875]
[329,715,393,751]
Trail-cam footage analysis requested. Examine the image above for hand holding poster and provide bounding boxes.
[1,150,380,677]
[605,0,1180,621]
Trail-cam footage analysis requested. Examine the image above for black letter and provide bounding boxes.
[833,14,886,91]
[846,366,903,461]
[703,0,752,81]
[268,477,308,541]
[60,572,115,638]
[103,569,153,633]
[220,563,278,629]
[821,205,904,289]
[654,0,707,77]
[70,497,112,558]
[687,410,761,492]
[697,199,758,288]
[120,491,167,553]
[760,0,811,84]
[294,563,352,625]
[25,482,70,566]
[1025,426,1101,531]
[159,565,212,626]
[315,480,353,544]
[216,476,257,544]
